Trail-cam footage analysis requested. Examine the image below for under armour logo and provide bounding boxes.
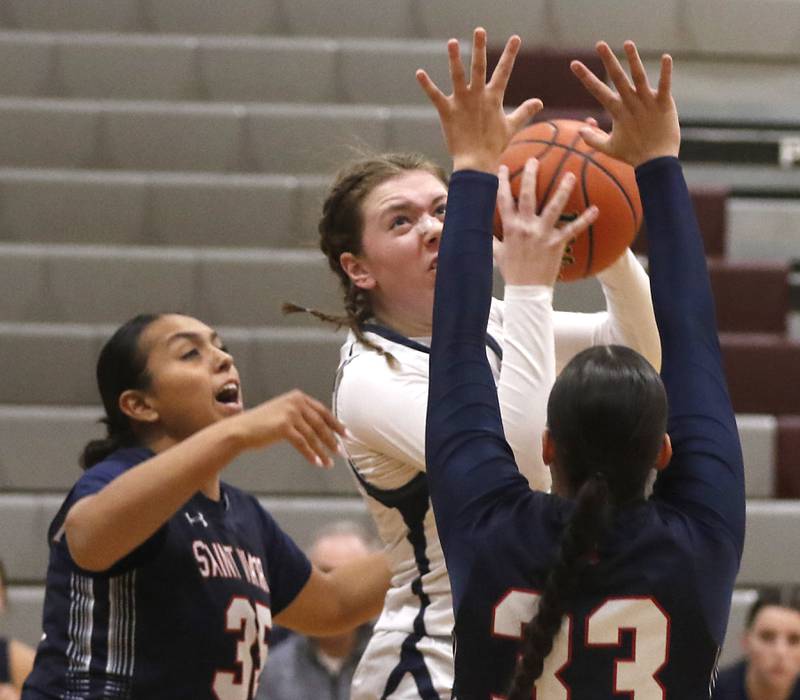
[185,511,208,528]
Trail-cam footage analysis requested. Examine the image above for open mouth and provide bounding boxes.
[215,381,242,410]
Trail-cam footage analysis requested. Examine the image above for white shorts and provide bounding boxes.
[351,630,454,700]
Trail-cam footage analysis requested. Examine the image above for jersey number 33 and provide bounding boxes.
[492,590,669,700]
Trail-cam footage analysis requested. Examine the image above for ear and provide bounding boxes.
[339,252,376,291]
[542,428,556,466]
[119,389,160,425]
[654,433,672,471]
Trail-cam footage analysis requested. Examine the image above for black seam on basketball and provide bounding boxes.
[581,156,594,277]
[507,139,639,226]
[507,121,561,175]
[537,128,582,213]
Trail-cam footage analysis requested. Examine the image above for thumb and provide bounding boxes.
[579,126,611,154]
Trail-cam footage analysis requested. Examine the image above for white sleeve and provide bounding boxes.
[553,249,662,373]
[335,352,428,472]
[497,285,555,492]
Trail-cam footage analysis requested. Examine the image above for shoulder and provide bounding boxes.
[335,336,427,408]
[74,446,153,498]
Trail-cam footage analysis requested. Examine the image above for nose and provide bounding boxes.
[213,346,234,371]
[417,214,442,246]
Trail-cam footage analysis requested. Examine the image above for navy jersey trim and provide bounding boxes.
[362,322,503,362]
[347,464,439,698]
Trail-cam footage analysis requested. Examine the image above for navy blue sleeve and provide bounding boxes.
[425,170,533,606]
[256,504,312,616]
[639,157,745,548]
[0,638,9,683]
[638,158,746,642]
[52,461,168,575]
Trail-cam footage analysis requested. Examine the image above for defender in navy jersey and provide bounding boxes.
[299,30,660,700]
[22,313,390,700]
[419,34,745,699]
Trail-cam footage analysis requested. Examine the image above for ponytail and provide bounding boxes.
[506,345,668,698]
[80,422,138,470]
[507,474,613,700]
[80,314,161,469]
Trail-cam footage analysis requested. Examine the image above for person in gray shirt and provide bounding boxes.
[258,522,376,700]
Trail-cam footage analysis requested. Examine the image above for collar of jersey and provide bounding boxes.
[361,322,502,360]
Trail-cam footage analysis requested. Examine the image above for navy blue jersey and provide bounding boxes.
[425,162,745,699]
[23,446,311,700]
[0,637,9,683]
[712,660,800,699]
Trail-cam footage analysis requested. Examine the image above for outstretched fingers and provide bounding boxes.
[516,157,538,218]
[623,41,653,98]
[540,174,599,246]
[415,69,448,114]
[507,98,544,132]
[496,164,515,224]
[570,59,618,113]
[448,37,467,93]
[561,203,600,244]
[539,172,576,230]
[487,33,521,94]
[657,53,673,105]
[595,41,637,104]
[470,27,488,89]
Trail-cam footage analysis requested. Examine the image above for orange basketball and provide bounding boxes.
[495,119,643,282]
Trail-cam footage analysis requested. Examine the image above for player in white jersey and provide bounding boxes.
[288,50,661,697]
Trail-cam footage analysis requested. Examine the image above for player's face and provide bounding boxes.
[346,170,447,332]
[136,314,243,443]
[745,605,800,690]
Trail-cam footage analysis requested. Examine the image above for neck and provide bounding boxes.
[371,305,432,339]
[745,666,793,700]
[313,631,358,659]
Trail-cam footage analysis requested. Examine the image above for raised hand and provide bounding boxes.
[416,27,543,173]
[495,158,599,287]
[235,390,346,469]
[570,41,679,168]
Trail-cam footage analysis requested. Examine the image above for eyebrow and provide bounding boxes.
[378,195,447,216]
[166,331,220,346]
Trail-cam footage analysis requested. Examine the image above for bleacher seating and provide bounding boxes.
[0,0,798,672]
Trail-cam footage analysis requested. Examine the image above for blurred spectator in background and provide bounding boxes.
[0,559,35,700]
[714,589,800,700]
[257,521,376,700]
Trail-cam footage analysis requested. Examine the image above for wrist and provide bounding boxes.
[452,154,499,174]
[209,414,251,456]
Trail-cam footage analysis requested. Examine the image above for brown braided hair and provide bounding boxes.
[284,152,448,367]
[507,345,668,699]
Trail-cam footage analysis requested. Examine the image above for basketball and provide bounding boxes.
[495,119,643,282]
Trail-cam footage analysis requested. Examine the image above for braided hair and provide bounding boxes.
[80,314,162,469]
[284,152,448,367]
[507,345,668,700]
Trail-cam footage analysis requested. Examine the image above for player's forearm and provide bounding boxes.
[497,285,555,491]
[637,157,719,372]
[65,419,246,571]
[9,639,35,690]
[427,171,504,504]
[324,552,392,631]
[595,248,662,370]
